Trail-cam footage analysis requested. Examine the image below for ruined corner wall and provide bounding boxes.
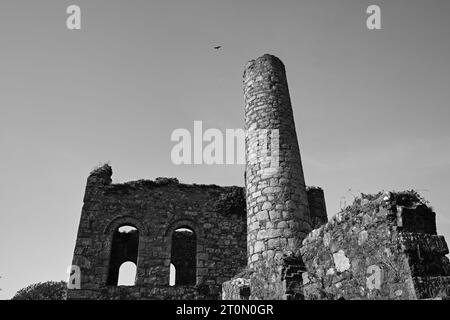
[68,165,247,300]
[299,193,450,300]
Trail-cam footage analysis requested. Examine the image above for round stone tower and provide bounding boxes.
[244,54,312,269]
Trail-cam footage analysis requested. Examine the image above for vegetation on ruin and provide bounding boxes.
[214,187,246,218]
[388,190,429,207]
[340,189,430,217]
[90,162,112,175]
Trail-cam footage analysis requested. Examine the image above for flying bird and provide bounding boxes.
[213,46,222,50]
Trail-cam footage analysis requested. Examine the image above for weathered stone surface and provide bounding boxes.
[68,165,247,300]
[244,54,312,271]
[299,192,450,300]
[332,250,350,273]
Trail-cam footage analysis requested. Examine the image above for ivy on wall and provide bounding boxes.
[214,187,246,218]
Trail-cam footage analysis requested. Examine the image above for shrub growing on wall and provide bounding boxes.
[214,187,246,218]
[11,281,67,300]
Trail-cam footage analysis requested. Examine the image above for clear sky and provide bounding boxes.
[1,0,449,299]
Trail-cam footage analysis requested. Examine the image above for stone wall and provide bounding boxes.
[68,164,247,300]
[223,191,450,300]
[69,285,211,300]
[70,165,326,300]
[299,192,450,300]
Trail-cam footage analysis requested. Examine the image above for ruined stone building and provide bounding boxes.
[68,54,450,300]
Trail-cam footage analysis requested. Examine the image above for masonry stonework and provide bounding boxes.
[68,54,450,300]
[68,165,247,299]
[299,192,450,300]
[244,54,312,269]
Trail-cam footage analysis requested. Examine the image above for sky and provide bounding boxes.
[1,0,449,299]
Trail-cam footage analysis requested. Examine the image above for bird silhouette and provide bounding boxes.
[213,46,222,50]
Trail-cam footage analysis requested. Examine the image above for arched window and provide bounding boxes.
[169,263,176,286]
[107,225,139,286]
[118,261,137,286]
[170,227,196,286]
